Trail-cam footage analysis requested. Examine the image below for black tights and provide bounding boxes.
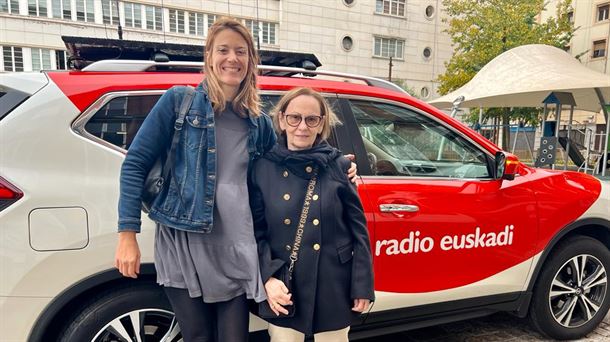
[163,287,249,342]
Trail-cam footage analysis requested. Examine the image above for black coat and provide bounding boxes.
[250,140,374,334]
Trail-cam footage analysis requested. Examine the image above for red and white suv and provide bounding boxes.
[1,60,609,342]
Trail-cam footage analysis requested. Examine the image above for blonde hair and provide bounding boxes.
[204,17,261,117]
[271,87,341,140]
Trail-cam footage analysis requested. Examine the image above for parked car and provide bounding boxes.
[1,59,609,342]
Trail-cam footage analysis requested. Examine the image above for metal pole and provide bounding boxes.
[565,105,574,171]
[511,124,519,153]
[388,56,393,82]
[553,104,562,170]
[585,128,591,173]
[595,88,609,177]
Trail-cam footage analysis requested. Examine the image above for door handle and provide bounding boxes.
[379,204,420,213]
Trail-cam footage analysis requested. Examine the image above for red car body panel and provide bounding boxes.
[47,71,603,294]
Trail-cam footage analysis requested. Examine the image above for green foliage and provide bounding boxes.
[462,107,542,127]
[392,79,420,99]
[438,0,574,148]
[439,0,574,95]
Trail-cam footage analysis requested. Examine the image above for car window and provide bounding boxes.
[85,95,161,150]
[349,99,491,178]
[261,94,280,115]
[85,93,340,151]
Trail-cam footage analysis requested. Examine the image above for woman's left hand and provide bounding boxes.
[345,154,358,184]
[352,298,371,312]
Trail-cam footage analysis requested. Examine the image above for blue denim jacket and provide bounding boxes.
[118,83,276,233]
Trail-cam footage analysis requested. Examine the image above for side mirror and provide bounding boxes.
[495,151,519,180]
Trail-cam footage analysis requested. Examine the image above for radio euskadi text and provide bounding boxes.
[375,225,515,256]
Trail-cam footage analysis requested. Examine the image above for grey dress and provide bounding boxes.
[154,105,267,303]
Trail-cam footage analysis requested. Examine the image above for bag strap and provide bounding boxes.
[287,168,318,279]
[161,86,195,183]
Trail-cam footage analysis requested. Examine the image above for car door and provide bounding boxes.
[338,95,538,304]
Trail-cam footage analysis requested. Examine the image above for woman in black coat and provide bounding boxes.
[250,87,374,341]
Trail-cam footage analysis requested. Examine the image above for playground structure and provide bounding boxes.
[475,120,607,175]
[429,44,610,177]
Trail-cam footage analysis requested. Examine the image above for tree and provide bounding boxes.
[392,79,420,99]
[438,0,574,149]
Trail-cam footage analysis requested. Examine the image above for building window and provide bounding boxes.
[597,3,609,22]
[56,50,68,69]
[2,46,24,72]
[75,0,94,22]
[245,20,277,45]
[0,0,19,14]
[145,5,163,31]
[420,87,430,99]
[261,22,277,45]
[188,12,204,36]
[375,0,406,17]
[28,0,48,17]
[169,9,185,34]
[124,2,142,28]
[423,47,432,59]
[425,5,435,19]
[51,0,71,19]
[101,0,119,25]
[374,37,404,59]
[592,39,607,58]
[245,19,260,44]
[342,36,354,51]
[31,48,52,71]
[343,0,355,6]
[207,14,216,29]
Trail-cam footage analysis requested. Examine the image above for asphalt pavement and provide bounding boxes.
[358,311,610,341]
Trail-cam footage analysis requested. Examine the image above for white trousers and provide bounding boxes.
[268,323,350,342]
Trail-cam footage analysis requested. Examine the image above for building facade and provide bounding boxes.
[0,0,451,99]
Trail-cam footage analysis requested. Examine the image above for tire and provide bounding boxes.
[529,236,610,340]
[59,283,181,342]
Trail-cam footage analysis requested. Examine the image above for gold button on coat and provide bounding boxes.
[305,166,313,173]
[284,218,291,225]
[282,170,289,177]
[312,219,320,226]
[312,194,319,201]
[283,194,290,200]
[313,243,320,251]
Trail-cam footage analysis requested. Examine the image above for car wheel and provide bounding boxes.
[529,236,610,340]
[59,283,182,342]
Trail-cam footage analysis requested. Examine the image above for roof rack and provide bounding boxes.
[64,36,405,94]
[81,60,406,94]
[62,36,321,70]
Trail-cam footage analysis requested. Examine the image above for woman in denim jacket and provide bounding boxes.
[114,18,276,341]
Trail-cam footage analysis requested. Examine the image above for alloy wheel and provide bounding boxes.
[91,308,181,342]
[549,254,608,328]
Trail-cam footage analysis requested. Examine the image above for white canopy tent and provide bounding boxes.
[428,44,610,176]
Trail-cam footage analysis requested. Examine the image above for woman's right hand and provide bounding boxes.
[264,277,293,316]
[115,231,141,278]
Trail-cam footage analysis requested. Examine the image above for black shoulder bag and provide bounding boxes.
[142,86,195,213]
[258,169,318,319]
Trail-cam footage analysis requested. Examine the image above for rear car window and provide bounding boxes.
[0,86,29,121]
[85,95,161,150]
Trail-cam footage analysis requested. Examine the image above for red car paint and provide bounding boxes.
[47,70,604,294]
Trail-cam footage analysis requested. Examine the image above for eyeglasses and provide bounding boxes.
[283,113,324,128]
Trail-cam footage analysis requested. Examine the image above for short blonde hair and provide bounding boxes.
[271,87,341,140]
[204,17,260,117]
